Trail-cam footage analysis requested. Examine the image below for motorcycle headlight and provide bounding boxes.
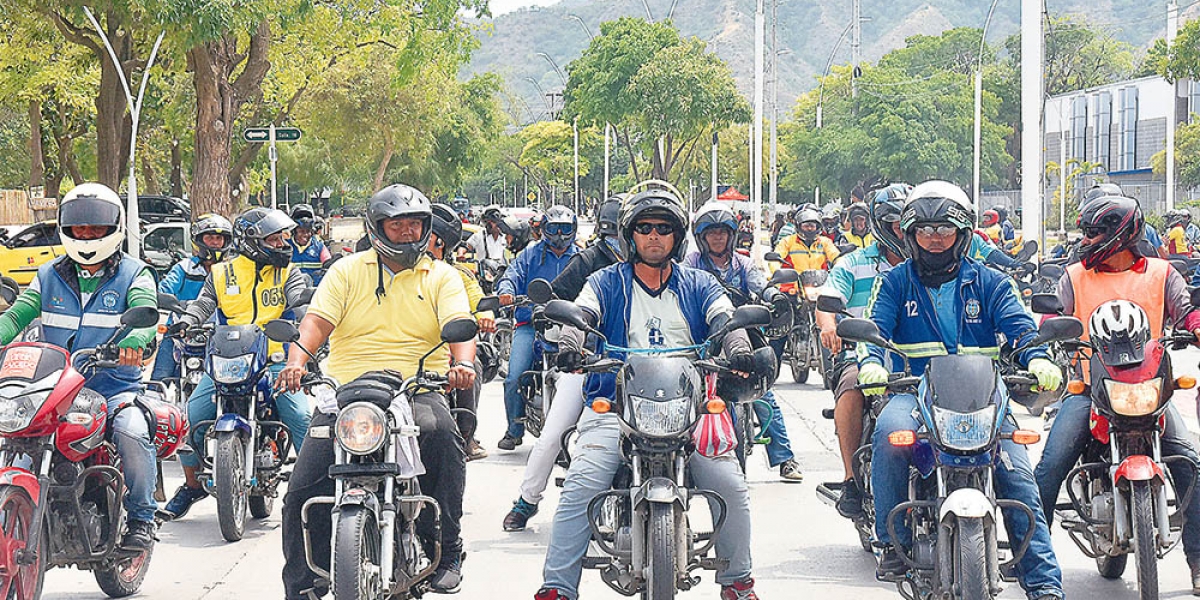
[1105,378,1162,417]
[630,396,694,436]
[0,390,49,434]
[211,354,254,384]
[335,403,388,455]
[185,357,203,371]
[932,405,997,452]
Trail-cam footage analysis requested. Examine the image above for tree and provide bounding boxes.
[517,120,599,203]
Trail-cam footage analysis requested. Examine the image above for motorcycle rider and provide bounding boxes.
[773,207,841,272]
[496,205,580,451]
[535,188,762,600]
[500,215,534,255]
[816,183,910,518]
[288,204,332,285]
[277,183,477,596]
[1166,208,1192,259]
[159,207,313,520]
[1032,193,1200,593]
[819,203,844,245]
[981,209,1003,244]
[0,183,160,549]
[502,197,623,532]
[842,202,873,249]
[859,181,1065,599]
[430,203,494,462]
[685,201,803,481]
[151,213,234,382]
[467,205,508,264]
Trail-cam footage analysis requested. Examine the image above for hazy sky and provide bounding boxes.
[489,0,560,15]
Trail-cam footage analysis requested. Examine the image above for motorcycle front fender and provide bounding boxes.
[214,413,252,436]
[939,487,995,520]
[631,477,686,509]
[0,468,39,502]
[334,487,380,515]
[1114,455,1165,486]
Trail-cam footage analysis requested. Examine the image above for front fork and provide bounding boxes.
[1109,433,1176,549]
[0,444,55,566]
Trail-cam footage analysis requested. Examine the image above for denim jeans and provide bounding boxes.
[873,393,1063,599]
[541,409,753,599]
[502,324,537,438]
[179,363,312,469]
[1035,394,1200,558]
[107,390,158,523]
[150,336,177,382]
[519,372,585,505]
[752,390,795,467]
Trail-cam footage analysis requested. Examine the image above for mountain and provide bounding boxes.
[462,0,1197,125]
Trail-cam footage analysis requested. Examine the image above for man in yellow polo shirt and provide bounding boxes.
[277,184,477,598]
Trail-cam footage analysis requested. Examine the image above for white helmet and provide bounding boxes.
[1089,300,1151,367]
[59,183,126,266]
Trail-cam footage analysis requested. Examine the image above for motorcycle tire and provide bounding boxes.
[95,542,153,598]
[1132,481,1159,600]
[332,505,382,600]
[215,432,248,542]
[954,517,992,600]
[250,493,274,520]
[1095,552,1127,579]
[733,403,752,473]
[0,486,45,600]
[646,503,678,600]
[789,333,810,384]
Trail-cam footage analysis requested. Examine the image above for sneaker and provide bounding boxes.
[120,519,157,551]
[876,546,907,580]
[466,439,488,462]
[429,545,464,594]
[534,589,567,600]
[497,434,523,451]
[503,498,539,531]
[778,459,803,482]
[836,478,865,519]
[1189,555,1200,595]
[158,484,209,520]
[720,577,760,600]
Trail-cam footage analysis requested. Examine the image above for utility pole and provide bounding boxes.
[768,0,780,212]
[603,123,610,201]
[974,0,1001,216]
[1021,0,1044,253]
[1167,0,1180,211]
[711,131,719,202]
[752,0,765,255]
[573,115,580,215]
[852,0,861,100]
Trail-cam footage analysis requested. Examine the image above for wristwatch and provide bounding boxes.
[452,360,476,370]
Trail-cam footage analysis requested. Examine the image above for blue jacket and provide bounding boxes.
[860,258,1046,376]
[289,238,329,284]
[497,240,578,324]
[159,258,207,303]
[682,250,766,304]
[582,262,726,405]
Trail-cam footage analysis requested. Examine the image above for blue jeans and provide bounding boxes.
[873,393,1063,599]
[1035,394,1200,558]
[108,391,158,523]
[542,409,752,599]
[502,324,536,438]
[150,336,178,382]
[753,390,794,467]
[179,363,312,469]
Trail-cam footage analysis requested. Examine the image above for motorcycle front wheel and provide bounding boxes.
[953,517,993,600]
[646,503,677,600]
[332,505,382,600]
[788,332,810,384]
[215,432,248,542]
[1131,481,1159,600]
[0,486,44,600]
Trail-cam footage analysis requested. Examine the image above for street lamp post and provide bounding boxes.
[814,22,853,206]
[973,0,1001,217]
[567,14,594,40]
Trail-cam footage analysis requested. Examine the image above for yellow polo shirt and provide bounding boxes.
[309,251,471,384]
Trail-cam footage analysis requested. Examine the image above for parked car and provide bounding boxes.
[142,221,191,273]
[121,194,191,224]
[0,220,64,285]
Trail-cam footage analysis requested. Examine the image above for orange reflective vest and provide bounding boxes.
[1066,257,1169,378]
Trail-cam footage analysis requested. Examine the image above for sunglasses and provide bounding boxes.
[913,225,958,239]
[544,223,576,236]
[633,222,675,235]
[1082,226,1108,238]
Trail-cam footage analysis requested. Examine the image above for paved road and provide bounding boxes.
[38,352,1200,600]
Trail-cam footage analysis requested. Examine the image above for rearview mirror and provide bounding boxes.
[156,292,183,314]
[476,296,501,313]
[836,317,887,347]
[291,288,316,308]
[1015,240,1039,262]
[1031,316,1083,345]
[816,294,847,314]
[441,318,479,344]
[322,255,342,270]
[0,277,17,305]
[728,305,771,330]
[264,319,301,343]
[1038,263,1064,281]
[767,269,799,286]
[544,299,592,331]
[528,278,554,304]
[1029,293,1064,315]
[763,252,783,262]
[121,306,161,329]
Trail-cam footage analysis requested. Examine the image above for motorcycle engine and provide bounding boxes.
[79,501,104,552]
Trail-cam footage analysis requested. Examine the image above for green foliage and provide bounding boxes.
[1153,119,1200,191]
[1159,18,1200,82]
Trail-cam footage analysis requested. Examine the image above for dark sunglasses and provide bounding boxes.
[913,224,957,239]
[544,223,576,236]
[633,222,675,235]
[1082,226,1108,238]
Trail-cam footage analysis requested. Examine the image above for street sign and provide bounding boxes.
[527,192,536,202]
[243,127,302,142]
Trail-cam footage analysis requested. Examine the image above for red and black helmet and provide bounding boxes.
[1077,195,1144,270]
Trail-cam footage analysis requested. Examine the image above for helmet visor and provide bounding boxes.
[60,198,121,228]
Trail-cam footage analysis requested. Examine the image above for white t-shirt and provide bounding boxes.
[467,230,508,264]
[577,273,734,351]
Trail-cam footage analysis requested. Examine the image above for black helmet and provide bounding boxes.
[499,216,532,253]
[870,183,910,258]
[191,213,234,263]
[1077,194,1144,270]
[541,205,578,250]
[290,204,317,230]
[619,189,688,265]
[365,184,433,270]
[597,197,622,237]
[430,203,464,250]
[481,205,503,224]
[692,202,738,256]
[845,203,871,236]
[1084,182,1124,204]
[900,181,975,287]
[793,208,822,244]
[234,208,295,268]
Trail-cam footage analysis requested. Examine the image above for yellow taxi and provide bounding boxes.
[0,221,64,285]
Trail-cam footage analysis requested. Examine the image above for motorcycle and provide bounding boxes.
[543,299,775,599]
[1034,292,1200,600]
[520,280,564,439]
[0,305,184,599]
[155,294,209,408]
[266,314,482,600]
[763,252,826,384]
[835,313,1082,600]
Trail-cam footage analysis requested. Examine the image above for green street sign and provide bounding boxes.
[243,127,302,143]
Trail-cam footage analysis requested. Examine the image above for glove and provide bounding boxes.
[556,349,584,373]
[1027,358,1062,392]
[727,350,755,375]
[165,321,188,336]
[857,362,890,392]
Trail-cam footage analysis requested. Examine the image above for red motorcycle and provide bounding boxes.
[0,305,187,600]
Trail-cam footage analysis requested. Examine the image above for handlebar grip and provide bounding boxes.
[91,360,121,370]
[1003,374,1038,387]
